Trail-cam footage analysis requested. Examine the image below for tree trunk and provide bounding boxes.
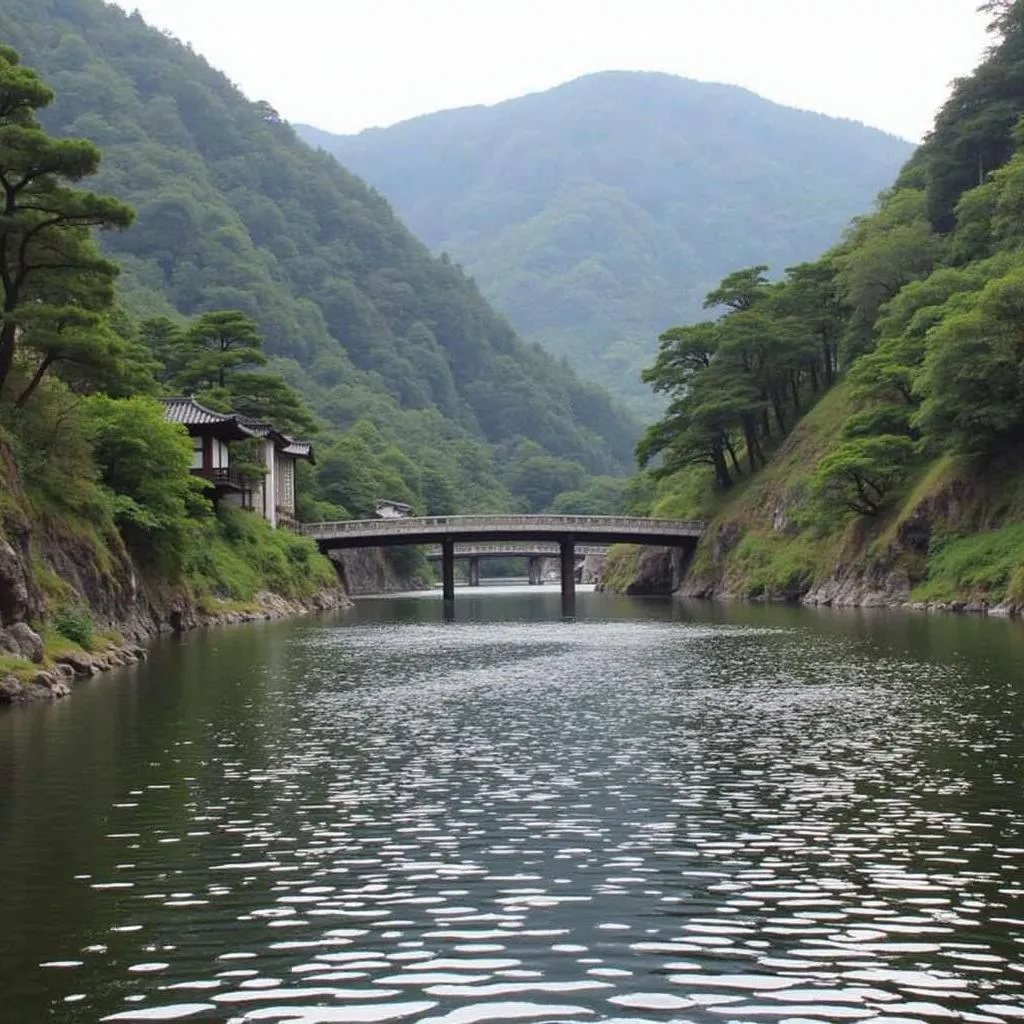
[0,320,17,399]
[724,435,742,478]
[712,444,732,490]
[16,353,55,408]
[742,415,760,474]
[821,334,835,385]
[772,392,787,435]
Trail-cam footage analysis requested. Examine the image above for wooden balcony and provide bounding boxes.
[192,466,246,492]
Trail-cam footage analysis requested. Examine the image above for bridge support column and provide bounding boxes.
[560,538,576,618]
[468,557,481,587]
[441,539,455,604]
[528,557,543,585]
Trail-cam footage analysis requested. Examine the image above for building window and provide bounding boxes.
[191,436,203,470]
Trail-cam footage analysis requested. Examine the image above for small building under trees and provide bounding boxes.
[374,499,413,519]
[160,397,314,528]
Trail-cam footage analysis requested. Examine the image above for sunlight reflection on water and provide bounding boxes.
[3,596,1024,1023]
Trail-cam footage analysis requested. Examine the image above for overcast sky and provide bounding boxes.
[113,0,992,142]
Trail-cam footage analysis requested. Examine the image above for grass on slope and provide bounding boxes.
[183,509,338,609]
[912,525,1024,605]
[678,384,859,599]
[649,379,1024,606]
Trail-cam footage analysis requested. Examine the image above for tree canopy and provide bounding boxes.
[0,0,639,517]
[637,0,1024,529]
[299,71,912,415]
[0,43,133,404]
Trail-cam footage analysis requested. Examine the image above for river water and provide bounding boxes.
[2,585,1024,1024]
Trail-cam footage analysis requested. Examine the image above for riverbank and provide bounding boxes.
[0,586,353,707]
[0,537,438,708]
[601,386,1024,618]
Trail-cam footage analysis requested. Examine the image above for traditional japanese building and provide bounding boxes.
[234,416,315,529]
[160,397,314,528]
[374,499,412,519]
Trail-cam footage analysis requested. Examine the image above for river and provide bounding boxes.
[1,584,1023,1023]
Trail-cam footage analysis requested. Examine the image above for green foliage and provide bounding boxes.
[142,308,319,437]
[549,476,625,515]
[919,5,1024,231]
[640,2,1024,539]
[915,261,1024,453]
[649,467,717,520]
[730,533,821,601]
[506,454,588,512]
[0,44,134,405]
[0,377,99,514]
[811,435,917,518]
[314,420,420,518]
[184,509,337,602]
[81,394,210,565]
[176,310,266,391]
[639,262,842,491]
[912,524,1024,604]
[53,606,93,650]
[300,72,911,414]
[599,545,644,592]
[0,4,637,512]
[832,189,944,362]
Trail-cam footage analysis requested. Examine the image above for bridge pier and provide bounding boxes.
[302,515,705,620]
[468,556,481,587]
[442,538,455,604]
[527,556,543,585]
[560,538,575,618]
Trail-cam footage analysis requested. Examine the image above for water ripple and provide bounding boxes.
[8,612,1024,1022]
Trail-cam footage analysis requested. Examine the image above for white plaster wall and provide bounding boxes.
[262,440,277,528]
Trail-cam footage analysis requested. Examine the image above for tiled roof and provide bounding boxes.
[235,414,273,437]
[282,439,314,463]
[161,398,312,459]
[160,396,243,427]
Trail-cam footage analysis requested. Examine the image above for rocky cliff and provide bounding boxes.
[0,437,363,706]
[604,388,1024,617]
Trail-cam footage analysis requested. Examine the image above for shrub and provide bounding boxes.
[54,606,94,650]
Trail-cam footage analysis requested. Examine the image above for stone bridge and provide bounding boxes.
[421,543,611,586]
[299,515,705,613]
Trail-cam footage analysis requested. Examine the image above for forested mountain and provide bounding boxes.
[0,0,639,516]
[606,1,1024,610]
[299,73,913,415]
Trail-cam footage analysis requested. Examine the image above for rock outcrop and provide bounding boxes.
[333,549,428,595]
[1,622,45,663]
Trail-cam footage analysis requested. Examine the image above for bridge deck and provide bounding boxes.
[422,543,609,559]
[299,515,704,551]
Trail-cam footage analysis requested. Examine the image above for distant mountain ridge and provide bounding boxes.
[0,0,642,519]
[299,71,914,415]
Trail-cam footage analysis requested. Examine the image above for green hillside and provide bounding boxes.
[299,72,913,415]
[609,1,1024,611]
[0,0,639,517]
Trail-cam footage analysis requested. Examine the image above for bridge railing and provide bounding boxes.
[297,514,706,540]
[421,543,610,557]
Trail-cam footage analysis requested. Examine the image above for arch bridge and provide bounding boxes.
[299,515,705,614]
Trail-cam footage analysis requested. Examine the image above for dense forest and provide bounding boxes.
[0,0,639,522]
[609,0,1024,610]
[300,73,911,415]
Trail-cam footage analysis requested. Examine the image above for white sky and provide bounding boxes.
[113,0,993,142]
